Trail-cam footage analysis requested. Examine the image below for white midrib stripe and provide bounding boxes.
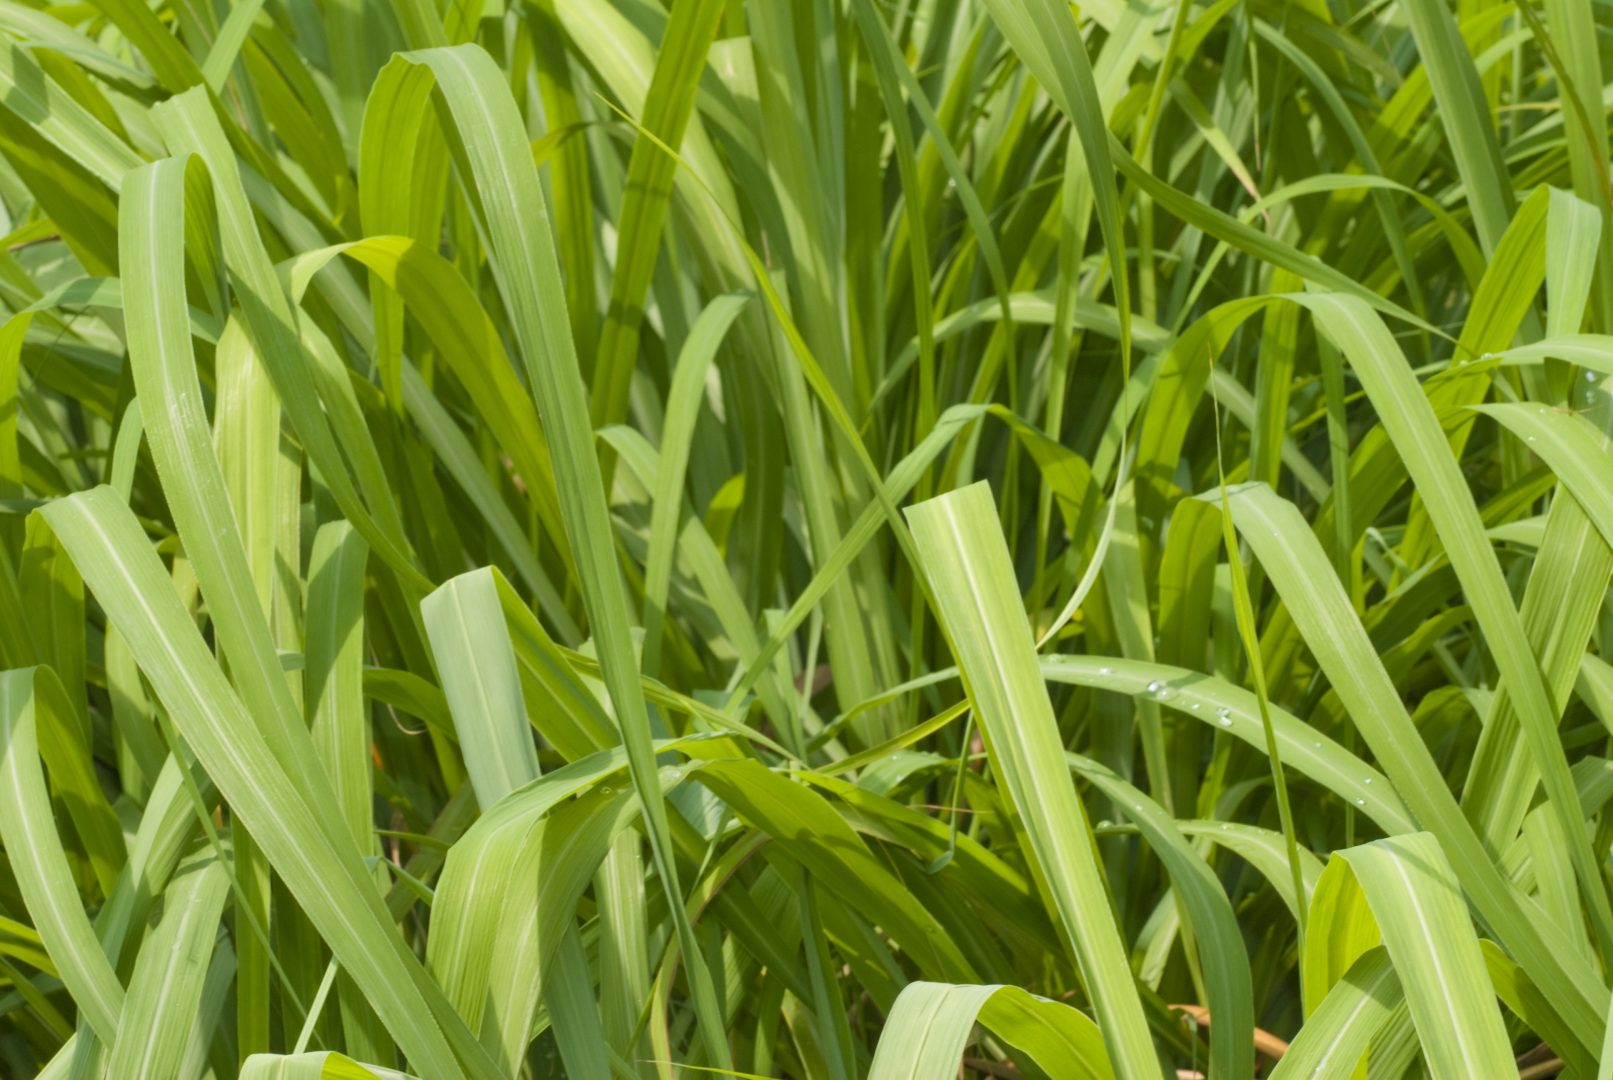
[1305,984,1380,1077]
[140,172,303,789]
[1385,848,1479,1074]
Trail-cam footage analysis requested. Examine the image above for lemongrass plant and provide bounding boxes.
[0,0,1611,1077]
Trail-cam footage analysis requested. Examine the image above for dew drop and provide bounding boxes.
[1354,797,1366,806]
[1362,777,1372,785]
[1098,665,1112,676]
[1144,679,1165,695]
[1190,702,1201,711]
[600,786,614,797]
[1215,707,1232,726]
[1589,371,1599,382]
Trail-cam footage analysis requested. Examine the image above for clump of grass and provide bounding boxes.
[0,0,1610,1077]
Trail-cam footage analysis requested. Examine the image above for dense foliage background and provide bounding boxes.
[0,0,1612,1076]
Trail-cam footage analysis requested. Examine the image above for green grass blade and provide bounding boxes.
[1335,834,1517,1078]
[906,482,1160,1078]
[0,667,124,1044]
[107,852,229,1078]
[1268,948,1399,1080]
[869,982,1111,1080]
[1218,481,1605,1054]
[42,486,498,1078]
[380,43,732,1065]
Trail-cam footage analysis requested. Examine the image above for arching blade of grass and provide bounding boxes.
[906,482,1160,1078]
[239,1051,415,1079]
[1217,481,1606,1056]
[868,982,1111,1079]
[151,89,423,591]
[1330,834,1517,1078]
[1041,658,1411,833]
